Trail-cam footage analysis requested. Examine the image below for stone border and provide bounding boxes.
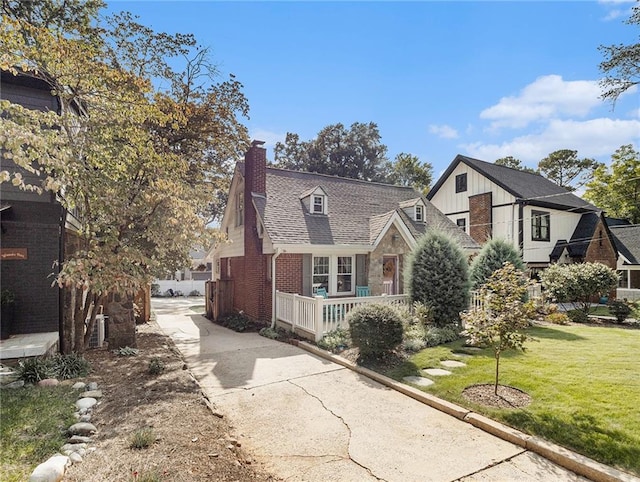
[296,341,639,482]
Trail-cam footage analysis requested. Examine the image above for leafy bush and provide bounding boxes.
[540,262,618,315]
[424,325,461,347]
[348,304,403,359]
[129,428,156,449]
[402,321,427,352]
[150,283,161,297]
[259,327,280,339]
[113,346,139,356]
[148,357,165,375]
[318,328,350,352]
[469,238,524,289]
[50,353,90,379]
[404,229,470,327]
[608,300,632,323]
[220,312,254,332]
[188,290,201,297]
[567,310,589,323]
[545,312,570,325]
[16,357,54,383]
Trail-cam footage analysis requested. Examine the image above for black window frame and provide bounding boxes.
[456,218,466,232]
[531,211,550,242]
[455,173,467,193]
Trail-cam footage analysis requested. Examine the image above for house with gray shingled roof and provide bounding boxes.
[609,224,640,300]
[209,141,479,325]
[428,154,619,275]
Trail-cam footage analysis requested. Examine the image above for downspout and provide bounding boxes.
[271,247,282,329]
[58,208,67,353]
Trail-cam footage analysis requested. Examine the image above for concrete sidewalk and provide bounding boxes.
[152,298,588,481]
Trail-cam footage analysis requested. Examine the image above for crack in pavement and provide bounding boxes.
[452,448,529,481]
[289,379,387,481]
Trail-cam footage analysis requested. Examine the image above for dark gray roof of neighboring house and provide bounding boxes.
[244,165,479,249]
[550,212,618,261]
[610,225,640,264]
[428,155,599,213]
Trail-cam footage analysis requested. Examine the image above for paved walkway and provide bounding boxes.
[152,298,587,481]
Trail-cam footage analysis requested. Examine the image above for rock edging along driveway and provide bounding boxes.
[296,341,639,482]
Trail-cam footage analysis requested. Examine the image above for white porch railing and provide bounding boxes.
[275,291,409,341]
[617,288,640,301]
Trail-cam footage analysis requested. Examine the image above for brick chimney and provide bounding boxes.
[244,140,266,196]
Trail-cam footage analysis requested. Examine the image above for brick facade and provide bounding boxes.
[275,254,303,294]
[469,192,492,244]
[584,218,617,270]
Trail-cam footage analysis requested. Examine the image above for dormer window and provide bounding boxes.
[313,195,325,214]
[235,191,244,226]
[415,204,424,222]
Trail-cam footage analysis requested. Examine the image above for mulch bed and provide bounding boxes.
[462,384,532,409]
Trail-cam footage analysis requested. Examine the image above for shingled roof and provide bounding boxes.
[610,225,640,265]
[240,164,478,249]
[428,155,599,212]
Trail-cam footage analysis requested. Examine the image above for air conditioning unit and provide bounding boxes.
[89,315,106,348]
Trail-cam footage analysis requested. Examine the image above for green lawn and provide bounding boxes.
[0,385,77,481]
[386,324,640,476]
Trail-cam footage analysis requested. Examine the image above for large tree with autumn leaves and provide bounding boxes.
[0,0,249,351]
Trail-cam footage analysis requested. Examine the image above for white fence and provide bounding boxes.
[468,283,543,312]
[617,288,640,301]
[275,291,409,341]
[154,279,207,296]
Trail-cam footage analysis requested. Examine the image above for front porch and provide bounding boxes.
[275,291,408,341]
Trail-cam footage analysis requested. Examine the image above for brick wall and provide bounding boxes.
[584,218,617,270]
[275,254,303,294]
[1,201,62,334]
[469,192,492,244]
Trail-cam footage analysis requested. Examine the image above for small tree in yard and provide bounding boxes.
[404,229,470,327]
[469,238,525,289]
[540,263,618,321]
[462,263,535,395]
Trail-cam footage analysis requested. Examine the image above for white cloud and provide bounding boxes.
[480,75,602,130]
[460,117,640,165]
[428,124,459,139]
[248,128,285,148]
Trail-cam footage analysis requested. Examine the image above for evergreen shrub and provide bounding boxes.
[348,304,403,359]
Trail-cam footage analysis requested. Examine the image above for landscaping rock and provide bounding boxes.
[28,454,70,482]
[80,414,92,423]
[67,435,92,444]
[3,380,25,389]
[422,368,453,376]
[81,390,102,399]
[71,382,86,390]
[403,376,434,387]
[75,398,97,410]
[38,378,59,387]
[68,452,83,464]
[87,382,98,391]
[68,422,97,436]
[61,443,87,453]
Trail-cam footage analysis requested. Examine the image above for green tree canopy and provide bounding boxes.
[537,149,601,191]
[387,152,433,196]
[0,0,249,351]
[584,145,640,224]
[599,2,640,103]
[495,156,537,173]
[469,238,525,290]
[273,122,390,182]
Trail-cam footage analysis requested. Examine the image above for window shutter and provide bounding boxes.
[302,254,312,296]
[356,254,367,286]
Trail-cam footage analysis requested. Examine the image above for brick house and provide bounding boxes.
[609,223,640,300]
[209,141,479,324]
[427,155,618,274]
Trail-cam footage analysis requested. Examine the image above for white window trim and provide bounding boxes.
[312,254,355,296]
[312,194,327,215]
[415,204,424,222]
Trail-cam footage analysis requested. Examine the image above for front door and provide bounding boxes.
[382,256,398,295]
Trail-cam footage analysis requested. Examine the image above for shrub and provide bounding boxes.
[220,312,253,332]
[129,428,156,449]
[545,312,570,325]
[567,309,589,323]
[404,229,470,327]
[113,346,139,356]
[259,327,280,339]
[150,283,161,297]
[188,290,201,297]
[424,325,461,347]
[50,353,90,380]
[318,328,351,352]
[469,238,524,289]
[348,304,403,359]
[608,300,632,323]
[16,357,54,383]
[540,262,618,316]
[148,357,165,375]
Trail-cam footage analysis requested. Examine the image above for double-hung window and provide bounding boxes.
[312,255,354,295]
[312,195,325,214]
[531,211,550,241]
[415,204,424,222]
[455,173,467,193]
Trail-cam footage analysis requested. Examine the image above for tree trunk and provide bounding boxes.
[494,352,500,396]
[106,292,137,349]
[61,287,75,354]
[83,293,104,350]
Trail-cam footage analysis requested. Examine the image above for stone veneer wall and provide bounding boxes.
[369,224,410,296]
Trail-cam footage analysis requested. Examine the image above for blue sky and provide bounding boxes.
[107,1,639,177]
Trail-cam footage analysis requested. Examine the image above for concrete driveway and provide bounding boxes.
[152,298,587,481]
